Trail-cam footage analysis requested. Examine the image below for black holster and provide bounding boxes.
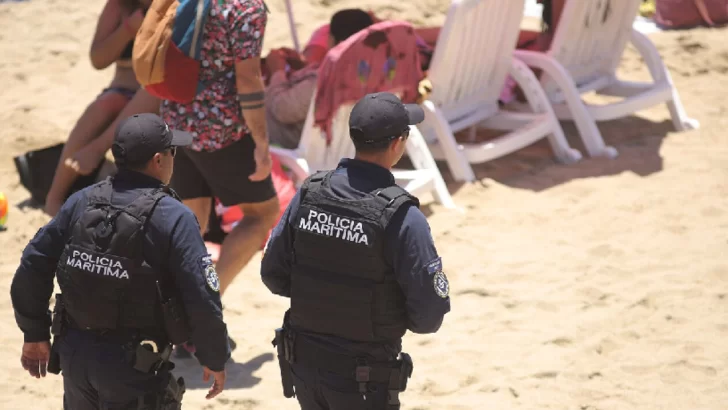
[156,282,191,346]
[48,293,66,375]
[152,362,186,410]
[272,327,296,398]
[133,342,173,374]
[385,352,414,409]
[353,352,413,409]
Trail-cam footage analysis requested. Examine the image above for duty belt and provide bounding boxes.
[293,338,400,383]
[281,330,414,408]
[67,321,172,374]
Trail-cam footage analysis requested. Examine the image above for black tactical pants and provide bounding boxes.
[58,329,164,409]
[291,362,395,410]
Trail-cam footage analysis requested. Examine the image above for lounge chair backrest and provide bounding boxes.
[427,0,526,124]
[542,0,643,97]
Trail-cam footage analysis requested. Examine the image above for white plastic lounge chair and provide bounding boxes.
[513,0,699,159]
[418,0,582,183]
[271,22,457,209]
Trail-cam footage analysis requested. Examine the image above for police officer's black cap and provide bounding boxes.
[349,92,425,145]
[112,113,193,166]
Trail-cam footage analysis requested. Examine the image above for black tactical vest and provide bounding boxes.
[290,170,420,343]
[56,178,174,335]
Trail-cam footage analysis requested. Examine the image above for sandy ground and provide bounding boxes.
[1,0,727,409]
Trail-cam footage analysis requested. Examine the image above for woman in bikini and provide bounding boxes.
[44,0,153,216]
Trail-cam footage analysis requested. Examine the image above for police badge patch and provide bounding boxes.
[426,257,449,298]
[201,255,220,292]
[205,265,220,292]
[433,271,449,298]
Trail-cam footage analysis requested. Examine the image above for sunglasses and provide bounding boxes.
[166,146,177,157]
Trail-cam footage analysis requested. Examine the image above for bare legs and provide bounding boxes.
[44,91,128,216]
[183,196,280,296]
[44,89,161,216]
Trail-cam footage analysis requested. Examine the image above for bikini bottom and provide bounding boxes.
[100,86,138,100]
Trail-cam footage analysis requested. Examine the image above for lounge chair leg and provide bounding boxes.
[630,30,699,132]
[422,100,476,182]
[508,58,582,164]
[513,50,618,159]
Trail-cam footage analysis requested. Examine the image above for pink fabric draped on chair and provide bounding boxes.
[312,20,424,145]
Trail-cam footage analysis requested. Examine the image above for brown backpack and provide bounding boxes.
[655,0,728,29]
[132,0,211,103]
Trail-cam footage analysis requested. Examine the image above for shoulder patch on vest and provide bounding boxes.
[427,257,449,299]
[201,255,220,293]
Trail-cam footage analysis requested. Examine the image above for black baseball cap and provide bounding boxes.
[112,113,193,166]
[349,92,425,145]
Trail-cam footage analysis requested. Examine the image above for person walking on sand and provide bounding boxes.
[261,93,451,410]
[11,114,229,408]
[159,0,280,354]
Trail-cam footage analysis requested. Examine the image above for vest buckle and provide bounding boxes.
[355,358,371,394]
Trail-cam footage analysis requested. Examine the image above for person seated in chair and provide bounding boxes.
[263,9,376,150]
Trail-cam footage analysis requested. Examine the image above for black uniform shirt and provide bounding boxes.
[261,158,451,358]
[10,170,230,371]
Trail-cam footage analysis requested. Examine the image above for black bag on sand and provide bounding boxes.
[13,143,105,205]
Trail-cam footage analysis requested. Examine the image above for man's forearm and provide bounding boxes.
[237,76,268,148]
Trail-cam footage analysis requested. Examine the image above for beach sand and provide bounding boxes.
[1,0,727,409]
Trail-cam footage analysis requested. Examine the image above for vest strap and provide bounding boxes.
[87,178,114,206]
[375,186,419,208]
[301,170,330,200]
[374,186,419,228]
[122,189,168,226]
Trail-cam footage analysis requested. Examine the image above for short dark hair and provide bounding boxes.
[119,154,153,171]
[352,138,391,154]
[330,9,374,44]
[351,129,407,154]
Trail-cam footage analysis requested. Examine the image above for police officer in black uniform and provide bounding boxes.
[261,92,451,410]
[10,113,230,409]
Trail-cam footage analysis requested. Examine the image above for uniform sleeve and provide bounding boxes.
[229,0,268,61]
[10,191,83,342]
[386,206,451,334]
[260,190,301,297]
[158,200,230,371]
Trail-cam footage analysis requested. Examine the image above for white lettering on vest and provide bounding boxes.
[66,250,130,279]
[298,209,369,245]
